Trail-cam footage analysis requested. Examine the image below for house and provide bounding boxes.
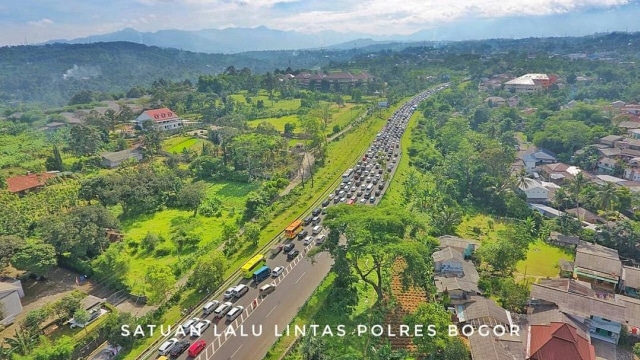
[529,204,564,218]
[484,96,506,107]
[565,207,605,225]
[616,121,640,130]
[611,100,626,109]
[526,322,595,360]
[600,135,624,147]
[597,147,622,158]
[6,172,57,195]
[135,108,183,131]
[615,138,640,151]
[519,180,558,203]
[0,279,24,326]
[573,241,622,289]
[559,260,575,278]
[435,276,480,301]
[596,157,617,174]
[629,129,640,140]
[437,235,480,258]
[528,279,640,344]
[539,162,581,184]
[621,266,640,298]
[547,232,580,248]
[432,247,465,275]
[469,333,524,360]
[456,296,514,330]
[433,246,481,302]
[504,74,558,94]
[100,148,144,168]
[522,148,557,170]
[594,174,626,185]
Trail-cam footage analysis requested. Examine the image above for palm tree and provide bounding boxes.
[568,172,589,220]
[512,169,535,191]
[594,182,620,215]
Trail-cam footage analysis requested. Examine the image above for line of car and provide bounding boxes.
[152,85,448,360]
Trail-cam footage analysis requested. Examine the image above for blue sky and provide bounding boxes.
[0,0,638,45]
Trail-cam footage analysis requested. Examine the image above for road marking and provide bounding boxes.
[266,304,278,318]
[295,272,306,284]
[231,344,243,358]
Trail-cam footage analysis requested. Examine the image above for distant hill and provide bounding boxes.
[0,42,354,106]
[43,26,371,54]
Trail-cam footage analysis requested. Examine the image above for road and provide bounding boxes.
[144,85,449,360]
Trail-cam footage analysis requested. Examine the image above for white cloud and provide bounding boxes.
[27,18,54,27]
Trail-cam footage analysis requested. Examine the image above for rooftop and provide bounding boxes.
[101,148,143,163]
[140,108,179,123]
[469,334,522,360]
[623,266,640,289]
[6,172,57,193]
[574,241,622,278]
[461,296,512,326]
[527,322,595,360]
[437,235,479,251]
[432,247,464,263]
[505,73,550,86]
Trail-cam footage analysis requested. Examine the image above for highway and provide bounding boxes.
[142,84,448,360]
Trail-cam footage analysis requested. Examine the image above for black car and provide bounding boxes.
[322,199,330,207]
[287,249,301,261]
[283,243,295,253]
[312,208,322,216]
[297,230,309,240]
[303,216,313,226]
[169,340,190,357]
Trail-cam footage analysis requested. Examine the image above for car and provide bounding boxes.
[375,190,381,197]
[303,235,313,245]
[271,266,285,277]
[338,190,346,197]
[360,198,367,204]
[297,229,309,240]
[283,243,295,252]
[180,318,200,333]
[311,216,321,225]
[340,197,346,202]
[232,284,249,298]
[369,196,376,203]
[223,287,235,300]
[202,300,220,315]
[303,216,314,226]
[346,199,355,205]
[158,337,179,356]
[226,305,245,322]
[260,284,276,296]
[333,197,340,204]
[169,340,190,357]
[213,302,233,318]
[191,320,211,337]
[322,199,330,207]
[187,339,206,357]
[287,249,300,261]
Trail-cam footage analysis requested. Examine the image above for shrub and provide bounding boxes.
[154,245,172,257]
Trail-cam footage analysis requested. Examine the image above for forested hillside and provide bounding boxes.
[0,42,341,106]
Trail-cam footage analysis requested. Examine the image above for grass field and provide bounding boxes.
[117,181,258,290]
[162,136,207,154]
[456,213,508,242]
[248,114,299,132]
[516,239,574,282]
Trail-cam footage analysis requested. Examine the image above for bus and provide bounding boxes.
[241,254,266,279]
[285,219,303,239]
[342,168,354,182]
[253,265,271,283]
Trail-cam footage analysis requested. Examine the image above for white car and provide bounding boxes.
[191,319,211,337]
[158,337,179,355]
[223,287,235,300]
[303,236,313,245]
[271,266,285,277]
[180,317,200,333]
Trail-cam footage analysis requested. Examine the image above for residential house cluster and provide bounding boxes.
[285,71,374,90]
[134,108,183,131]
[483,96,520,108]
[477,73,512,92]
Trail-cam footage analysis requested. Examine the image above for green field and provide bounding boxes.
[117,181,258,290]
[162,136,206,153]
[248,114,299,132]
[456,213,508,242]
[516,239,574,282]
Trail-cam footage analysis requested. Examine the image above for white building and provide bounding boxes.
[504,74,557,94]
[135,108,183,131]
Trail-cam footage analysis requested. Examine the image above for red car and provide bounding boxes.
[188,339,206,357]
[346,199,355,205]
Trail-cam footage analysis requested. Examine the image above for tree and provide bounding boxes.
[283,122,296,137]
[101,312,137,350]
[92,243,130,290]
[442,337,470,360]
[323,205,428,303]
[593,182,621,214]
[188,251,227,292]
[244,222,261,247]
[21,336,74,360]
[300,335,328,360]
[51,291,85,322]
[568,172,588,220]
[10,240,57,277]
[45,145,65,171]
[0,235,24,268]
[69,124,103,156]
[144,264,175,304]
[405,303,452,357]
[177,181,208,216]
[633,342,640,357]
[73,309,91,334]
[142,119,164,155]
[431,206,462,236]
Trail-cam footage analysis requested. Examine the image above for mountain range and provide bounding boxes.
[40,4,640,54]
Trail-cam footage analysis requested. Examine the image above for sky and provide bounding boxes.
[0,0,638,45]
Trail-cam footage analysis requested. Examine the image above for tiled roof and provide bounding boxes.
[6,172,57,193]
[469,334,521,360]
[527,322,595,360]
[623,266,640,289]
[437,235,480,251]
[432,246,464,262]
[142,108,179,122]
[462,296,512,326]
[435,276,479,294]
[574,241,622,278]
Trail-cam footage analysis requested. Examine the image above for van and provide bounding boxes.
[259,283,276,296]
[227,306,244,322]
[315,234,326,245]
[187,339,206,357]
[366,183,373,192]
[312,225,322,235]
[232,284,249,298]
[202,301,220,315]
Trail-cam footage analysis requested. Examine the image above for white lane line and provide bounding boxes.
[295,272,306,284]
[231,344,243,358]
[265,304,278,318]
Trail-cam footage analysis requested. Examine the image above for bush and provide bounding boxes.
[154,245,172,257]
[634,342,640,357]
[58,257,94,277]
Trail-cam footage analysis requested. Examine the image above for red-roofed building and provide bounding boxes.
[135,107,183,131]
[6,172,57,195]
[526,322,595,360]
